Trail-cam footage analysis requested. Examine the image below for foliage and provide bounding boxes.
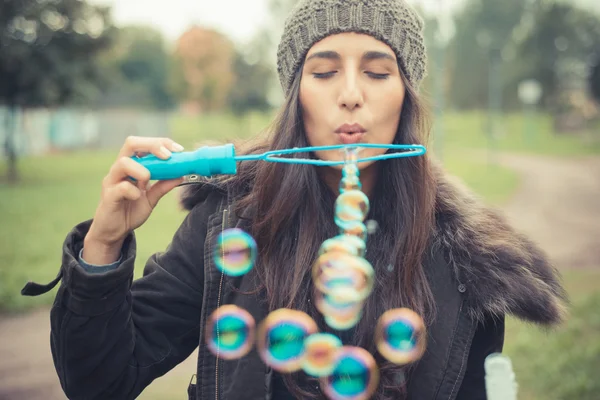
[588,54,600,103]
[0,0,115,182]
[170,26,235,112]
[0,0,115,108]
[94,25,177,110]
[445,0,600,111]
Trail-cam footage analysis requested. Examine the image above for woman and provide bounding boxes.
[22,0,567,399]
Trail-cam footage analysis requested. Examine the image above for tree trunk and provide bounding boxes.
[4,105,18,183]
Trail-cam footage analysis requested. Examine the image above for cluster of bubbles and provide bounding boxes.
[206,147,426,399]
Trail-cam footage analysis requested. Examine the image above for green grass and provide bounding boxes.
[437,111,600,157]
[504,269,600,400]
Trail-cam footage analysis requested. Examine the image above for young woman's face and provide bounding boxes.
[299,32,406,168]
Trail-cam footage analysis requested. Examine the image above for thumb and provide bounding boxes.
[146,178,184,208]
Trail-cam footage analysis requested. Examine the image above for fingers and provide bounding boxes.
[118,136,184,160]
[105,156,151,187]
[106,181,142,203]
[100,136,186,205]
[146,178,185,208]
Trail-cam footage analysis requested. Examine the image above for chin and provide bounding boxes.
[314,147,380,170]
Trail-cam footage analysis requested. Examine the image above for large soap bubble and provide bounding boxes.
[213,228,257,276]
[320,346,379,400]
[256,309,318,373]
[335,190,370,225]
[375,308,426,365]
[319,235,366,258]
[302,333,343,377]
[205,305,255,360]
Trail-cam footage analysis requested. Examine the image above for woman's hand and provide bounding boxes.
[82,136,184,265]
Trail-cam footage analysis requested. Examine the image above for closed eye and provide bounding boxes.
[366,72,390,80]
[313,71,337,79]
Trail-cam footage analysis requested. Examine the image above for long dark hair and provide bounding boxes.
[231,62,437,399]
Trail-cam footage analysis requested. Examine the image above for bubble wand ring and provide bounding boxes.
[133,143,426,180]
[241,143,426,166]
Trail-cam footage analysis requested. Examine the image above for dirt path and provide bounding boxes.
[1,152,600,400]
[491,153,600,270]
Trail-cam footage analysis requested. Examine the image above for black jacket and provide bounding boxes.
[22,162,567,400]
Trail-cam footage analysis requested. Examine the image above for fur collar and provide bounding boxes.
[178,162,568,327]
[430,160,568,326]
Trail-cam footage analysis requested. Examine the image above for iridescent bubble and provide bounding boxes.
[320,346,379,400]
[339,221,368,242]
[213,228,257,276]
[318,267,372,303]
[342,163,359,178]
[256,309,318,372]
[375,308,426,365]
[314,288,364,318]
[339,175,362,193]
[312,252,374,295]
[343,146,360,165]
[302,333,343,377]
[205,305,255,360]
[335,190,370,225]
[319,235,366,258]
[324,311,363,331]
[365,220,379,235]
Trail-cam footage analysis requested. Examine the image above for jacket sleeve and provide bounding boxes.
[455,315,505,400]
[47,199,217,400]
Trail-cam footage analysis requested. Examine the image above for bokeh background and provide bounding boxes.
[1,0,599,399]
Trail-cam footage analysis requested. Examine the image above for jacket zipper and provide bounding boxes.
[215,207,228,400]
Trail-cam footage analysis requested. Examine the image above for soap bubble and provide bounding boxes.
[342,146,360,164]
[342,163,359,178]
[324,311,363,331]
[317,266,373,303]
[213,228,257,276]
[320,346,379,400]
[319,235,366,258]
[375,308,426,365]
[314,288,364,318]
[205,305,255,360]
[365,220,379,235]
[312,252,374,296]
[338,221,368,242]
[256,309,318,372]
[302,333,343,377]
[335,190,370,225]
[339,175,362,193]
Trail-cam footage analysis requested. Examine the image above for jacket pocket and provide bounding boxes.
[188,383,197,400]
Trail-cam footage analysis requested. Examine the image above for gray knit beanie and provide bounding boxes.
[276,0,427,95]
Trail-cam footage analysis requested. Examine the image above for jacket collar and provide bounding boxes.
[430,160,567,326]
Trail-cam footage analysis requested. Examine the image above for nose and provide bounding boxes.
[337,72,364,111]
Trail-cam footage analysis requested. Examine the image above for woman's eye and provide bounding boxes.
[366,72,390,80]
[313,71,337,79]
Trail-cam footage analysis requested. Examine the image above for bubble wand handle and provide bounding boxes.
[132,143,426,180]
[132,144,239,180]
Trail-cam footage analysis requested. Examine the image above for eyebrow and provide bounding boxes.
[306,50,395,62]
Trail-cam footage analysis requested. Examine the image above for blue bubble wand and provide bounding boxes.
[132,143,427,180]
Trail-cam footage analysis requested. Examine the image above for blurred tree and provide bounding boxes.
[227,33,274,115]
[0,0,114,182]
[447,0,527,109]
[591,56,600,104]
[515,1,600,109]
[170,26,235,112]
[95,25,175,110]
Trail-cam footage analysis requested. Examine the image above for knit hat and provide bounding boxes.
[276,0,427,95]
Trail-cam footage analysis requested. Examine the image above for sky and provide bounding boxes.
[93,0,599,45]
[92,0,272,44]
